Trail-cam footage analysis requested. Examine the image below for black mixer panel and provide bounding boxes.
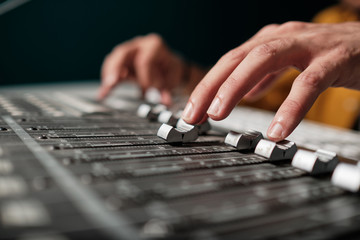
[0,91,359,240]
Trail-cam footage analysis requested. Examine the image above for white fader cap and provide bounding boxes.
[292,149,339,175]
[176,119,211,135]
[157,122,198,143]
[137,104,166,121]
[254,139,297,161]
[331,163,360,192]
[137,104,152,119]
[175,120,198,142]
[157,123,183,143]
[225,130,263,150]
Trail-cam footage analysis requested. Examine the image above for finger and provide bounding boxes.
[98,74,116,100]
[134,35,165,91]
[97,83,113,101]
[99,44,136,99]
[181,31,286,124]
[181,44,253,124]
[267,60,336,141]
[98,68,128,100]
[135,54,156,92]
[207,38,301,121]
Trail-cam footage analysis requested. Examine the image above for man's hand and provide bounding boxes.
[181,21,360,141]
[98,33,185,105]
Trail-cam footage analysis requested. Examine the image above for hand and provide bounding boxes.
[181,21,360,141]
[98,33,185,105]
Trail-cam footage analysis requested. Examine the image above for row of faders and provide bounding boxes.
[292,149,360,192]
[225,131,342,175]
[224,130,357,192]
[224,130,298,161]
[140,103,359,194]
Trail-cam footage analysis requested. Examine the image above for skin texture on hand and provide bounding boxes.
[181,21,360,141]
[98,33,185,105]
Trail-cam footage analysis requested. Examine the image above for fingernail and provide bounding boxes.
[182,101,193,121]
[207,97,221,117]
[268,122,284,140]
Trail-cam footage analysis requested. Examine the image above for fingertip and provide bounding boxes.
[267,121,287,142]
[206,97,221,119]
[181,101,195,123]
[98,75,116,100]
[206,96,231,121]
[181,100,205,124]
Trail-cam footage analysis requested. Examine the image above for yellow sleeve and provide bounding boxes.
[312,5,359,23]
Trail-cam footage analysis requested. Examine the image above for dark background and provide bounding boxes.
[0,0,337,85]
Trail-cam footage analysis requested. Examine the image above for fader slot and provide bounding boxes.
[112,177,344,233]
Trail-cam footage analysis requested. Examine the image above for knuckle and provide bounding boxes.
[334,45,351,60]
[280,21,307,31]
[297,71,323,90]
[146,33,164,46]
[251,38,292,57]
[252,42,278,57]
[259,23,279,33]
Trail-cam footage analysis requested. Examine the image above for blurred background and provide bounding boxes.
[0,0,337,86]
